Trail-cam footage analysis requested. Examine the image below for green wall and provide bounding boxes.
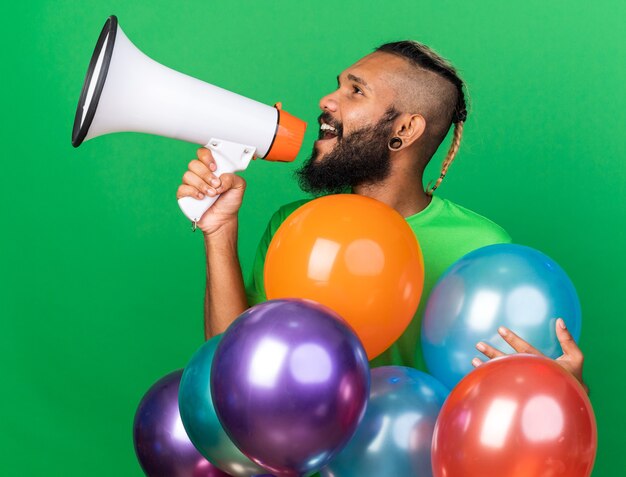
[2,1,624,475]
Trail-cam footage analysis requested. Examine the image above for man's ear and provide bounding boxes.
[393,113,426,149]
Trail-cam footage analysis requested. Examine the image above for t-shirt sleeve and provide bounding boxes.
[245,200,310,306]
[478,219,512,245]
[448,201,513,249]
[245,210,280,306]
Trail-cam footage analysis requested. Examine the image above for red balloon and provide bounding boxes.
[432,354,596,477]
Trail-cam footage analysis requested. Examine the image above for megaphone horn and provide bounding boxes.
[72,15,307,225]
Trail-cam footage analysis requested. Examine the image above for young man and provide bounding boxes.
[176,41,586,386]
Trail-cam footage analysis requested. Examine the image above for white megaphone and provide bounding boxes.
[72,15,307,225]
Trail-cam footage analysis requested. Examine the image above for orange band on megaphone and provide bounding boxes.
[264,107,307,162]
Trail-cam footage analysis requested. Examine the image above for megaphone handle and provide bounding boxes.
[177,139,255,227]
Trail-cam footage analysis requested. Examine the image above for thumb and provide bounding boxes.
[556,318,583,361]
[215,173,246,193]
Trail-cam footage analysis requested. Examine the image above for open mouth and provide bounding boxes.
[318,121,340,141]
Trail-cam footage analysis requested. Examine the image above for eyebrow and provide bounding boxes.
[337,73,372,91]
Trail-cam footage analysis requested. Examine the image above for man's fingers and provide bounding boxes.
[188,160,220,189]
[177,184,205,200]
[196,147,217,171]
[215,173,246,194]
[556,318,584,361]
[476,341,505,359]
[498,327,542,355]
[178,170,244,201]
[182,170,218,197]
[472,357,485,368]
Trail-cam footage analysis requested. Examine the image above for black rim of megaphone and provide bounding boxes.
[71,15,118,147]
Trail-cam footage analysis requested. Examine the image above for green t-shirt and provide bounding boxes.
[245,195,512,371]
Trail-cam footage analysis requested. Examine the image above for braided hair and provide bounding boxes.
[376,41,467,194]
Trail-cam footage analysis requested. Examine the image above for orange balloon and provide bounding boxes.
[432,354,597,477]
[264,194,424,359]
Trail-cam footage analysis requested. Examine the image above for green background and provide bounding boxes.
[2,0,624,475]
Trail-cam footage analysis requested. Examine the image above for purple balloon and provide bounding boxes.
[211,299,370,477]
[134,370,233,477]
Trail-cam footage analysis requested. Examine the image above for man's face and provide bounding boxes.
[297,52,406,194]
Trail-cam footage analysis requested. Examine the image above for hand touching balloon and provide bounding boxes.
[421,244,582,390]
[473,317,588,393]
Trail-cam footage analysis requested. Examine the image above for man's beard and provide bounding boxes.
[296,111,397,195]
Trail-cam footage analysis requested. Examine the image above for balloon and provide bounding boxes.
[421,243,581,389]
[320,367,448,477]
[179,335,269,477]
[264,194,424,359]
[211,299,370,477]
[432,354,596,477]
[133,370,234,477]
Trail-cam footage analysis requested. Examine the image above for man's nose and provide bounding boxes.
[319,91,338,112]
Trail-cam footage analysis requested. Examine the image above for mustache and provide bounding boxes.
[317,112,344,136]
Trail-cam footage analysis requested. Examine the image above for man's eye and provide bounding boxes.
[353,85,364,95]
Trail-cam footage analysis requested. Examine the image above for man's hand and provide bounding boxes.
[473,318,588,394]
[176,147,247,236]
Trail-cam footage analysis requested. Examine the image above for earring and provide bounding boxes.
[388,137,403,150]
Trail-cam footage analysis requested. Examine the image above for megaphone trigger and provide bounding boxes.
[177,138,255,225]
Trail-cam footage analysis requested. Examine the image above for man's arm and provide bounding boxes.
[203,220,248,338]
[177,148,249,340]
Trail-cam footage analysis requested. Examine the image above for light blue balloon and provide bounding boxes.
[421,243,582,390]
[320,367,448,477]
[179,334,268,477]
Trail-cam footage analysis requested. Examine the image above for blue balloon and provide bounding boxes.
[320,367,448,477]
[421,243,582,389]
[179,335,268,477]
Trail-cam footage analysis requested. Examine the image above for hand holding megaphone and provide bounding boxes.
[176,137,254,225]
[72,16,306,226]
[176,146,249,234]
